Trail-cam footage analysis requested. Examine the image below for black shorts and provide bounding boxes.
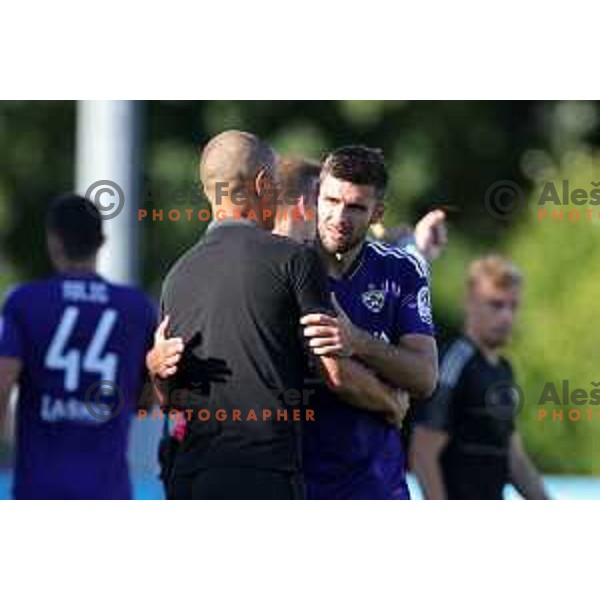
[168,467,305,500]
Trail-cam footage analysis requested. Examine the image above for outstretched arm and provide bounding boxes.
[372,209,448,262]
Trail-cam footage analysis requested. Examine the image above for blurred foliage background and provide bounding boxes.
[0,100,598,474]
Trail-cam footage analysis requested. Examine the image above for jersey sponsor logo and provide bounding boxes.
[361,287,386,313]
[417,286,433,325]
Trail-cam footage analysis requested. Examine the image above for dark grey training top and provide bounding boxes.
[160,219,333,474]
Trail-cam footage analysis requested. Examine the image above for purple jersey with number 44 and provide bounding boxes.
[0,273,156,499]
[303,241,435,500]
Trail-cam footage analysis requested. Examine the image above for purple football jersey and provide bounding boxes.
[303,241,435,499]
[0,272,157,499]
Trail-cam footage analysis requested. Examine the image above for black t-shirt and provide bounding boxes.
[160,220,333,473]
[414,336,517,499]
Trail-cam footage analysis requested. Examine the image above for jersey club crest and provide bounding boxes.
[361,288,386,313]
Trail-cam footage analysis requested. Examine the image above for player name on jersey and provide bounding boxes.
[62,280,109,304]
[40,394,111,424]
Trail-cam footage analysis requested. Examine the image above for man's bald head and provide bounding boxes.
[200,130,277,206]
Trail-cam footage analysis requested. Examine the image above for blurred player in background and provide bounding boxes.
[410,255,549,499]
[0,195,157,499]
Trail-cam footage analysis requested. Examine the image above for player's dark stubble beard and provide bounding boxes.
[317,205,372,252]
[316,217,370,276]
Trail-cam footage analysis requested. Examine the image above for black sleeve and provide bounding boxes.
[414,339,474,432]
[287,245,335,317]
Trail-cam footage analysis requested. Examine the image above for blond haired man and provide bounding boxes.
[410,255,549,500]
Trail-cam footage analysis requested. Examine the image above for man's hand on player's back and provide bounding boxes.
[146,315,184,380]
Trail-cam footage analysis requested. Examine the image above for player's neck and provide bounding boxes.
[464,327,501,365]
[319,241,364,279]
[57,259,97,276]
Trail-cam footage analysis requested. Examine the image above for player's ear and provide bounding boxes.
[254,167,271,199]
[370,201,385,225]
[255,167,278,222]
[295,194,307,218]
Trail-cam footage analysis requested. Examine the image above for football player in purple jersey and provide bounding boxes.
[0,195,157,499]
[299,146,438,499]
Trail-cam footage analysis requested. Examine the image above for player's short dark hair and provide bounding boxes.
[46,194,105,260]
[320,145,388,200]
